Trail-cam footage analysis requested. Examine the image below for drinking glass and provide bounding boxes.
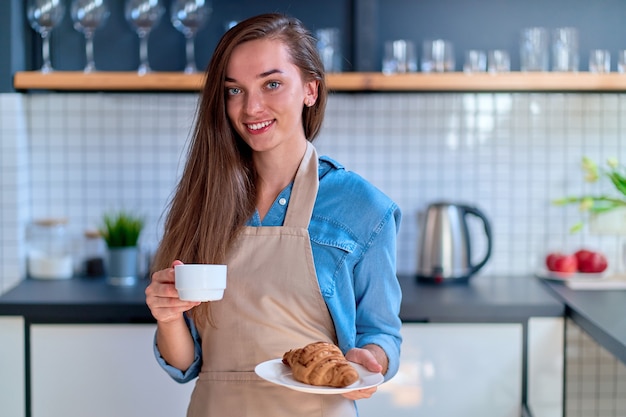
[26,0,66,73]
[316,28,343,73]
[171,0,212,74]
[463,50,486,73]
[382,40,417,74]
[520,27,548,71]
[125,0,165,75]
[589,49,610,73]
[552,27,579,72]
[488,50,511,73]
[421,39,455,72]
[224,20,239,32]
[71,0,110,73]
[619,50,626,74]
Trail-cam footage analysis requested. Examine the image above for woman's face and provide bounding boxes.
[224,38,318,154]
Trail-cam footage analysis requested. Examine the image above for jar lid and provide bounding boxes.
[33,218,68,227]
[84,229,102,239]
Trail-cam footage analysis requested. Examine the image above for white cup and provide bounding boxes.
[175,264,227,302]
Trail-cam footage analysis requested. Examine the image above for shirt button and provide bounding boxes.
[278,198,287,206]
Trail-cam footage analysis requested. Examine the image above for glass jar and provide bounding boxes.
[82,229,106,277]
[27,218,73,279]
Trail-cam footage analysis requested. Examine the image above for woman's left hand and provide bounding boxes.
[342,346,385,400]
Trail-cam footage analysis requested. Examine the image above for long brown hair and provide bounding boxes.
[152,13,328,324]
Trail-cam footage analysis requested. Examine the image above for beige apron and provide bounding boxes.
[187,143,357,417]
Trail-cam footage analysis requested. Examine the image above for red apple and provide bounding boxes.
[574,249,608,273]
[546,252,578,273]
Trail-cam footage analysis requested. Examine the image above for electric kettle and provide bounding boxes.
[416,201,492,284]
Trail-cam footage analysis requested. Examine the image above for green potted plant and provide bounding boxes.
[553,157,626,233]
[99,211,144,286]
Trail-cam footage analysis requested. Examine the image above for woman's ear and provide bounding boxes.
[304,80,319,106]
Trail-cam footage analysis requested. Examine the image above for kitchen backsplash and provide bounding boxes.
[1,91,626,292]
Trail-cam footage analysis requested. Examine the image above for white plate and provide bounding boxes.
[534,268,608,282]
[254,358,384,394]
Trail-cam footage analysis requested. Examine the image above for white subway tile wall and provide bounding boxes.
[317,93,626,277]
[1,92,625,416]
[22,94,198,282]
[0,94,29,293]
[1,92,625,285]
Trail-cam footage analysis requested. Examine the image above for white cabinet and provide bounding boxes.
[24,320,563,417]
[0,316,25,417]
[358,323,523,417]
[30,324,195,417]
[527,317,564,417]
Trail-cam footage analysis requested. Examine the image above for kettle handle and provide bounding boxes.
[461,205,493,275]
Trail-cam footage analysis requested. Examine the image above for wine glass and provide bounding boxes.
[71,0,110,73]
[26,0,66,73]
[125,0,165,75]
[170,0,212,74]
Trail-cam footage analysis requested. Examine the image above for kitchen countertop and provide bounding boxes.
[0,277,151,323]
[541,280,626,364]
[0,274,564,324]
[399,274,563,322]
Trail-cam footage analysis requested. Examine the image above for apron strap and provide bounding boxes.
[284,142,319,229]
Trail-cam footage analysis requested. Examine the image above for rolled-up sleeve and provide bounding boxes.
[354,204,403,381]
[153,313,202,383]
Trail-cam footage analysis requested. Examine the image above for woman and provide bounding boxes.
[145,13,402,417]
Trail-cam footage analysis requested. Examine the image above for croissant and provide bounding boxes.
[282,341,359,388]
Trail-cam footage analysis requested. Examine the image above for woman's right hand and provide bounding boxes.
[145,260,201,323]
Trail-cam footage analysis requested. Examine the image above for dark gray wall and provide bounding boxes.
[1,0,27,92]
[2,0,626,92]
[44,0,352,72]
[7,0,351,79]
[375,0,626,72]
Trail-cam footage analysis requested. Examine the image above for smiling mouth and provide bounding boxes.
[246,120,274,131]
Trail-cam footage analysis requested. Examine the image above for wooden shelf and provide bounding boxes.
[13,71,206,91]
[13,71,626,92]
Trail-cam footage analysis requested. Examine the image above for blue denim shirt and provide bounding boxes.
[154,155,403,383]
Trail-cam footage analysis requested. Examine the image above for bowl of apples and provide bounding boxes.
[538,248,609,281]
